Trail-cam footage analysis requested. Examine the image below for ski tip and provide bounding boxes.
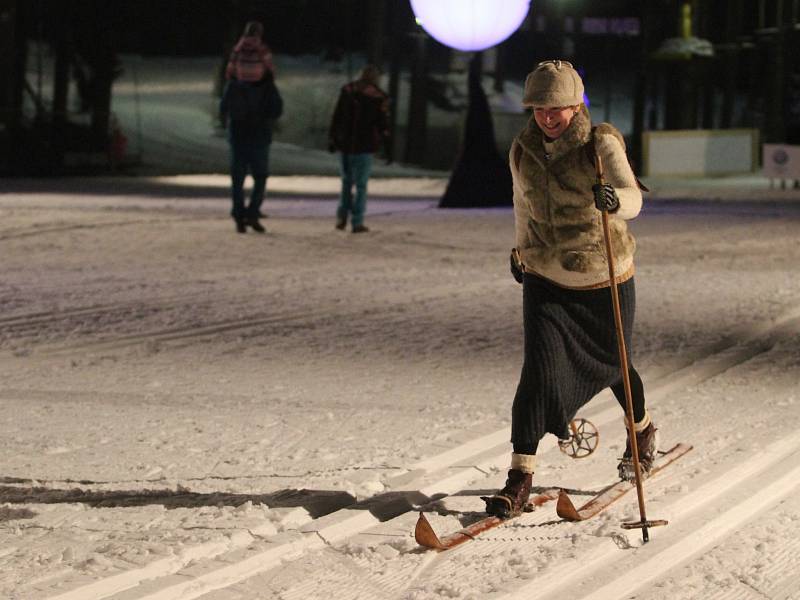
[556,489,581,521]
[664,442,693,455]
[414,511,445,551]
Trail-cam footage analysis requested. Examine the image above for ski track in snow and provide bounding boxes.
[145,313,800,600]
[1,189,800,599]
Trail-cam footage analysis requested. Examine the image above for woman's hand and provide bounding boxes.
[510,249,524,284]
[592,183,620,213]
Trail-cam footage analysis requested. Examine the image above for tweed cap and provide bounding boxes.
[522,60,584,108]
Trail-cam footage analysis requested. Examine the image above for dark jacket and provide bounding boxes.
[328,80,389,154]
[220,75,283,141]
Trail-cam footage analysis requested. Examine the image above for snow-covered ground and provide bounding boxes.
[1,173,799,599]
[2,54,799,600]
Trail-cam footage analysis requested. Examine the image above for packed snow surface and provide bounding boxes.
[1,175,799,599]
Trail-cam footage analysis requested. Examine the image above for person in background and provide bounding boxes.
[328,65,390,233]
[484,60,656,518]
[226,21,275,83]
[219,69,282,233]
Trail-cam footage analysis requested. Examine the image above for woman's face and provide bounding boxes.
[533,105,580,140]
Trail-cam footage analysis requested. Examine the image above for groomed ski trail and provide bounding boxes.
[35,306,800,600]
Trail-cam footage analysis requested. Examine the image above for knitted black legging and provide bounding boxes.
[513,367,646,455]
[610,366,646,423]
[511,274,647,456]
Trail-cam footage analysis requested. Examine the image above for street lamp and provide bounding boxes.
[409,0,531,207]
[410,0,531,52]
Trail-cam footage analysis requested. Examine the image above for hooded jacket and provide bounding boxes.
[219,75,283,141]
[510,105,642,288]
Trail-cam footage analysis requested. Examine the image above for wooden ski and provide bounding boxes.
[415,488,560,551]
[557,443,693,522]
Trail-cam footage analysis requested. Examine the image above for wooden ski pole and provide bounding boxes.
[593,150,664,543]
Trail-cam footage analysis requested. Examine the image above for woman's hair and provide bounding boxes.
[243,21,263,38]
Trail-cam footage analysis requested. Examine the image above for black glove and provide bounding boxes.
[328,141,337,154]
[592,183,620,213]
[510,249,524,284]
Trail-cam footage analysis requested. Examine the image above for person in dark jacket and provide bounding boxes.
[328,65,390,233]
[219,71,283,233]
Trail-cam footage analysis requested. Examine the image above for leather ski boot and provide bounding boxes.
[482,469,532,518]
[618,421,659,482]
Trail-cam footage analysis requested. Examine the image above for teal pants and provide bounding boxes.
[337,153,373,227]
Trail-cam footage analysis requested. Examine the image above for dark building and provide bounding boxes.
[1,0,797,175]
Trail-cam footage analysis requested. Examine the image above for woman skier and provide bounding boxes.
[485,60,658,518]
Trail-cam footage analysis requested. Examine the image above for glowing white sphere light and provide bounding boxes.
[410,0,531,52]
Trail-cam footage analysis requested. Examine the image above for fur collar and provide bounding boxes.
[517,104,592,167]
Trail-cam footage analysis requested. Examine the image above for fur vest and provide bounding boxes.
[510,105,642,288]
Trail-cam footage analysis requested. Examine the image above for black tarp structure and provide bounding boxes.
[439,54,513,208]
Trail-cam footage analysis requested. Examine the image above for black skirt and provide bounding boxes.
[511,272,635,445]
